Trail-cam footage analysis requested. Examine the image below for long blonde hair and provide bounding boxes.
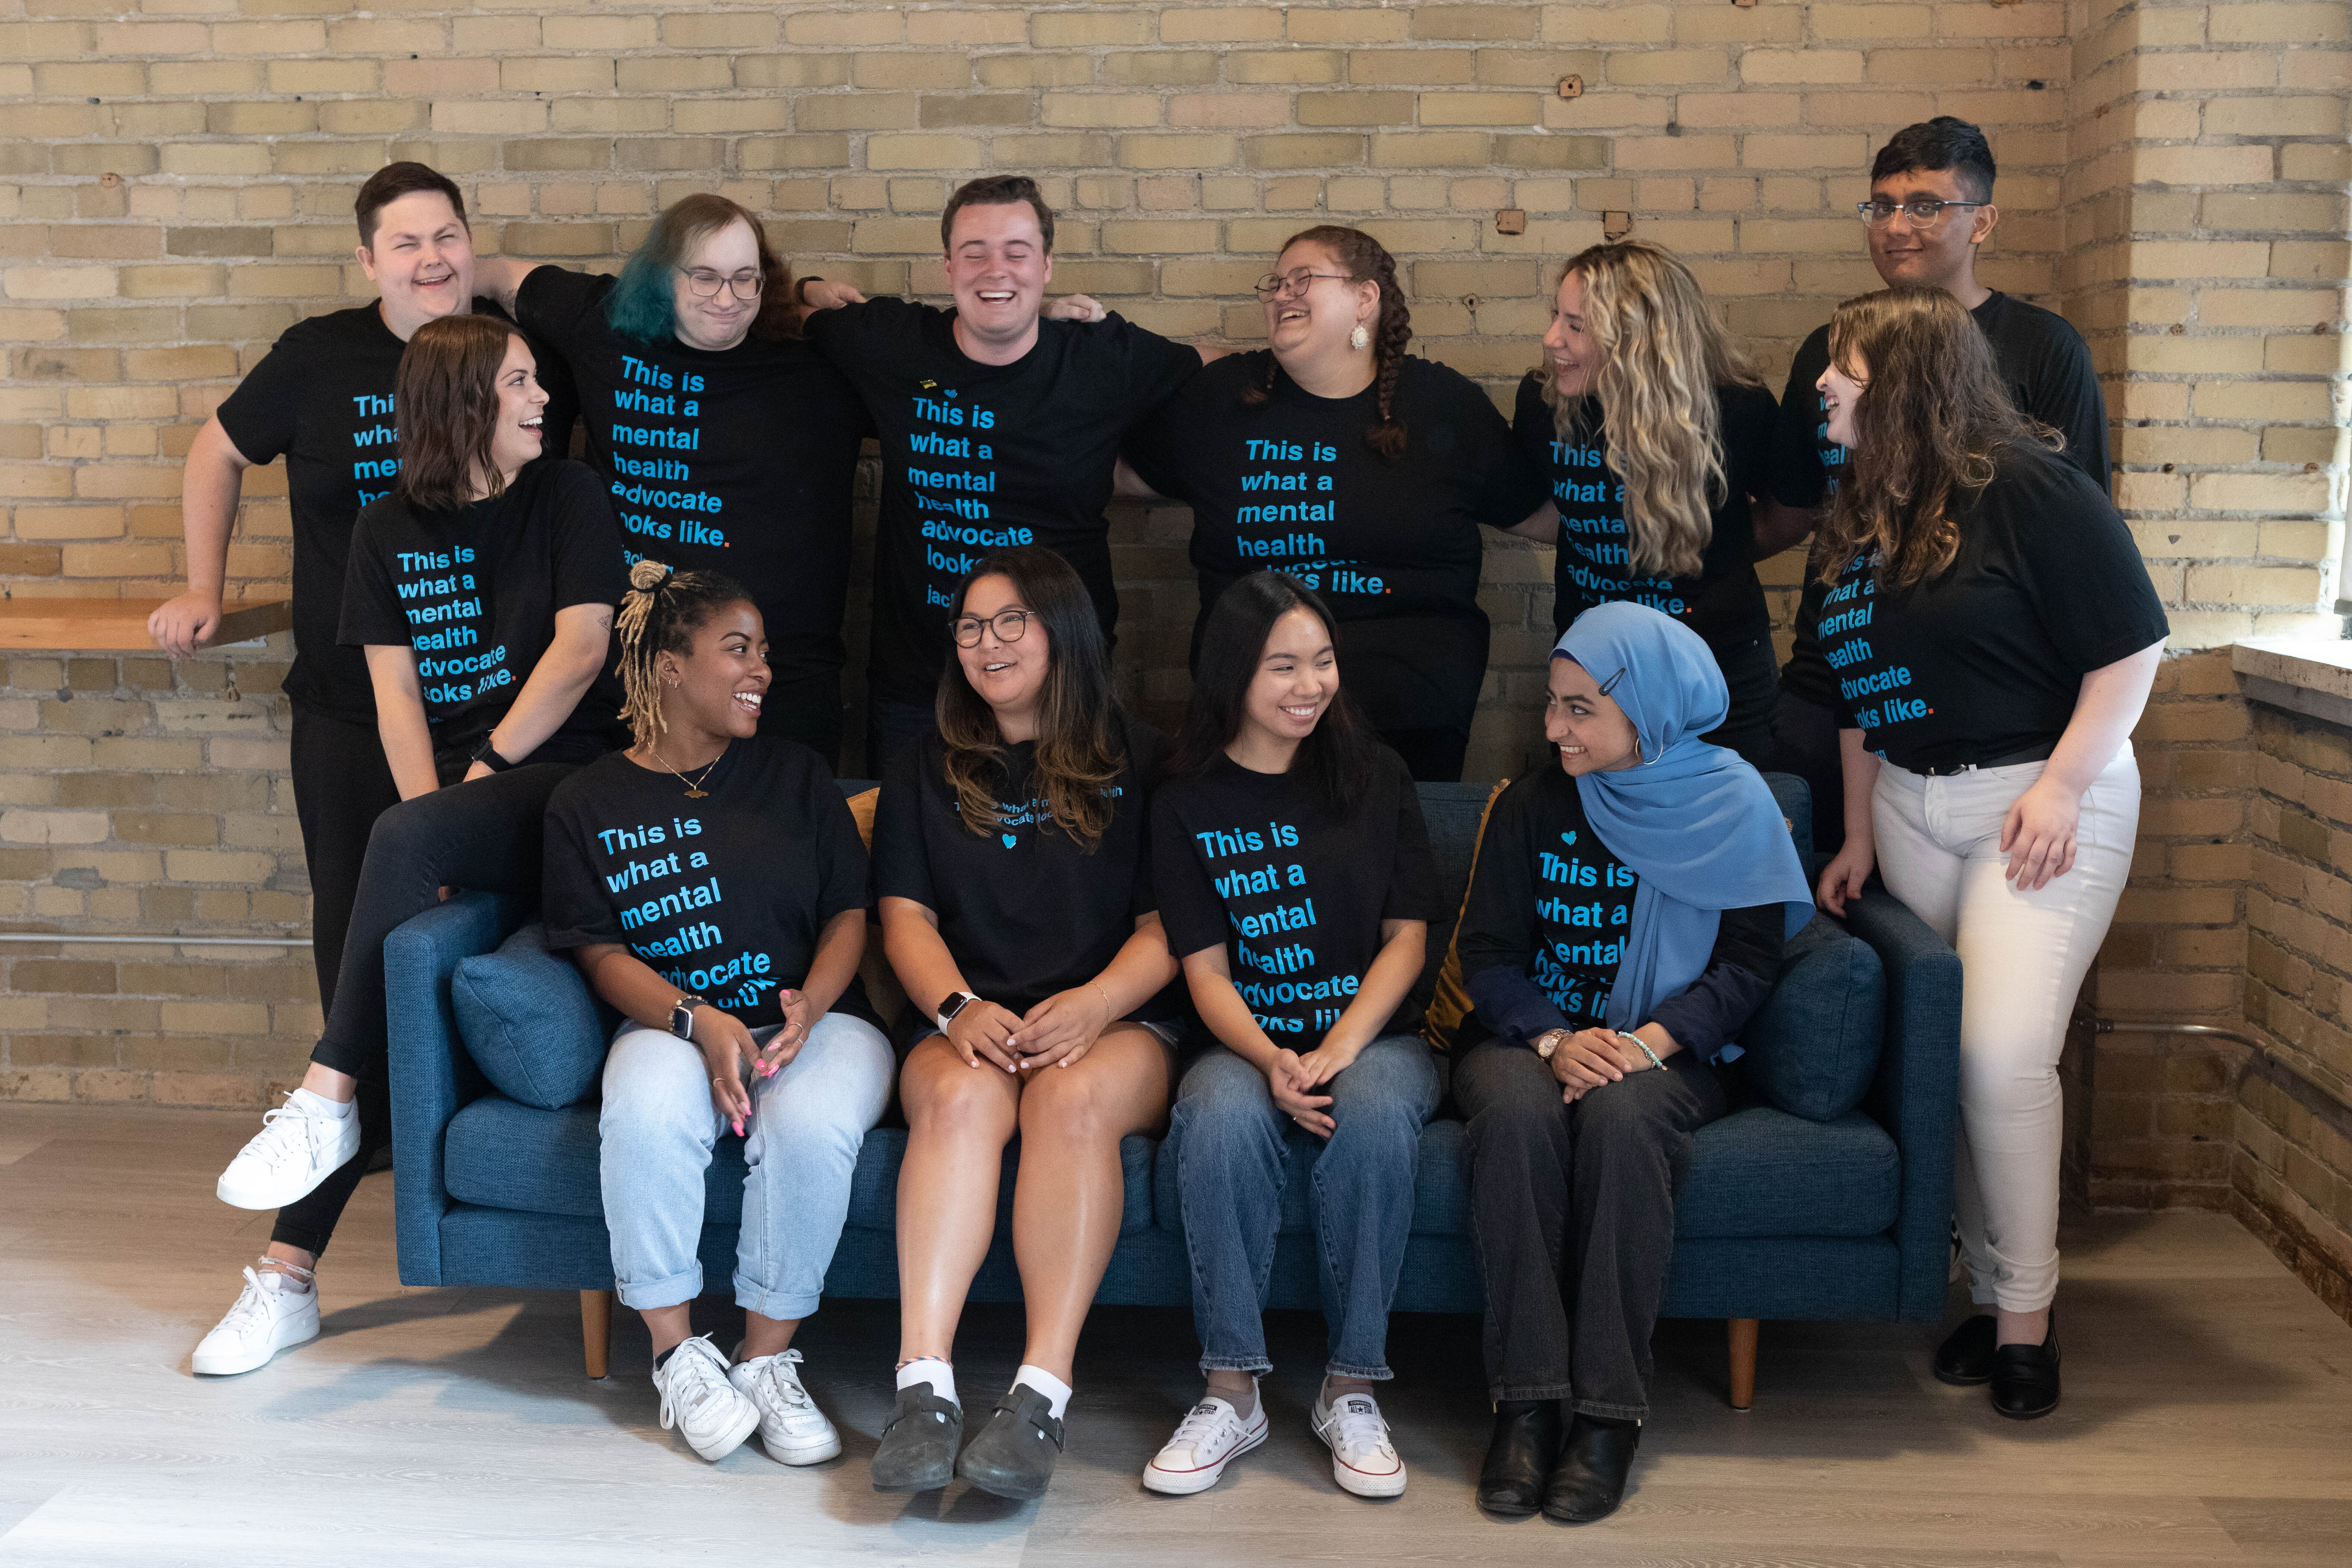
[1537,240,1761,579]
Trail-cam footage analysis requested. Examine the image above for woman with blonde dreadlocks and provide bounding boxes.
[1511,240,1782,764]
[541,560,893,1466]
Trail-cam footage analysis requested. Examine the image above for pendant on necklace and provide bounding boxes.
[683,787,709,799]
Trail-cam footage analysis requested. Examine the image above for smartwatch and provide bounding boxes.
[470,734,516,773]
[794,275,825,306]
[936,991,981,1034]
[670,995,707,1042]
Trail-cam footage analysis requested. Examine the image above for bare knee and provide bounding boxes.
[905,1062,1018,1144]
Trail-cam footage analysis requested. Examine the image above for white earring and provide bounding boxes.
[1350,324,1370,351]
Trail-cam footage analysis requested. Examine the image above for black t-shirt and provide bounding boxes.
[869,714,1182,1021]
[802,299,1201,706]
[1124,352,1539,734]
[1772,291,2112,709]
[1512,377,1779,650]
[1151,746,1439,1040]
[214,300,576,721]
[514,267,874,706]
[338,457,627,761]
[1816,443,2168,771]
[540,736,876,1030]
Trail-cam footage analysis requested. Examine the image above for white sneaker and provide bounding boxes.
[192,1266,320,1375]
[1143,1390,1269,1495]
[728,1348,842,1465]
[1311,1390,1407,1498]
[653,1335,760,1461]
[215,1089,360,1210]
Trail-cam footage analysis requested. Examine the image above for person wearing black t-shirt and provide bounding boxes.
[476,194,875,769]
[203,314,626,1379]
[1121,225,1549,783]
[867,545,1184,1501]
[540,562,893,1467]
[1452,603,1813,1523]
[1764,118,2112,850]
[799,175,1207,777]
[1145,572,1441,1502]
[1509,240,1782,764]
[1810,290,2166,1422]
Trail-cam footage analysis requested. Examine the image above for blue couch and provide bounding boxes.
[388,776,1959,1406]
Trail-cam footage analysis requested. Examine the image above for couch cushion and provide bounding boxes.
[1737,913,1885,1122]
[452,922,612,1111]
[1675,1105,1899,1238]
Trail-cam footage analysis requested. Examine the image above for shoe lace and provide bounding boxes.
[657,1337,734,1431]
[250,1095,333,1170]
[1169,1400,1237,1452]
[748,1348,815,1413]
[1327,1395,1392,1456]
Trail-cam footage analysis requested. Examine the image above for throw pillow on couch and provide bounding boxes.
[450,922,615,1110]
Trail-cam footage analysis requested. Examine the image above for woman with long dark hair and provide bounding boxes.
[866,545,1184,1500]
[1812,288,2166,1419]
[1143,571,1440,1500]
[200,313,625,1376]
[1121,225,1547,783]
[541,561,892,1466]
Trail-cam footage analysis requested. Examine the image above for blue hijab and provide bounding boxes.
[1555,602,1815,1033]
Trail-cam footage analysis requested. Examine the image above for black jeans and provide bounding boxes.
[288,704,402,1018]
[1454,1038,1728,1419]
[761,667,843,776]
[271,761,580,1256]
[1763,688,1844,856]
[1380,725,1471,784]
[863,695,936,784]
[1700,635,1778,770]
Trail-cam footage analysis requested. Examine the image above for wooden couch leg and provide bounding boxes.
[582,1289,612,1378]
[1727,1318,1758,1411]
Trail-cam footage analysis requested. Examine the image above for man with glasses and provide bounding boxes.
[1760,117,2111,849]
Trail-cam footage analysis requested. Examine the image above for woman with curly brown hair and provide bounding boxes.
[1120,225,1549,782]
[1811,288,2167,1420]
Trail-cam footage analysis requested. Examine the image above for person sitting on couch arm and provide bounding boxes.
[542,561,894,1466]
[1452,602,1812,1524]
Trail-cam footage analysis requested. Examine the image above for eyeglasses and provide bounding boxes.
[950,609,1036,647]
[1254,269,1354,300]
[1856,199,1986,229]
[678,267,764,301]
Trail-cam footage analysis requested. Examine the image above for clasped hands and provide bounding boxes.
[1542,1026,1658,1105]
[697,989,814,1127]
[943,984,1114,1075]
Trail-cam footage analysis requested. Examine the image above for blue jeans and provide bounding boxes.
[599,1012,894,1318]
[1170,1034,1440,1379]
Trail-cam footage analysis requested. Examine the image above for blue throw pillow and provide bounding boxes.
[1737,912,1885,1122]
[451,922,612,1111]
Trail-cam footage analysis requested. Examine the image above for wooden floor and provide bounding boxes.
[1,1102,2346,1567]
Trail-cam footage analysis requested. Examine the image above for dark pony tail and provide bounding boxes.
[1238,224,1412,460]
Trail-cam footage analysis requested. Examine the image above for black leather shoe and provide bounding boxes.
[1989,1315,2060,1420]
[1932,1314,1998,1386]
[1540,1414,1639,1523]
[871,1381,962,1492]
[1476,1400,1563,1516]
[956,1382,1066,1500]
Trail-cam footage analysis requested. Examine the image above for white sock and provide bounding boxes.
[1016,1364,1073,1421]
[289,1087,353,1119]
[897,1357,957,1410]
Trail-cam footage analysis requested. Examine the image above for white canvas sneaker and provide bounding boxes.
[192,1266,320,1376]
[653,1335,760,1462]
[1311,1390,1407,1498]
[1143,1391,1269,1495]
[728,1348,842,1464]
[215,1090,360,1210]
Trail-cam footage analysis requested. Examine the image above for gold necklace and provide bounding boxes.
[646,744,724,798]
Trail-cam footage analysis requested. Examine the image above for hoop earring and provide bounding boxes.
[1349,324,1370,351]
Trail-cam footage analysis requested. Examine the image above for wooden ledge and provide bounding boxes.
[0,598,292,653]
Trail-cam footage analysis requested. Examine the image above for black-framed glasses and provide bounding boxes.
[1254,269,1354,300]
[679,267,764,300]
[950,609,1035,647]
[1856,199,1986,228]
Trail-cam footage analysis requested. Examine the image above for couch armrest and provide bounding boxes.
[1839,887,1962,1322]
[385,890,532,1286]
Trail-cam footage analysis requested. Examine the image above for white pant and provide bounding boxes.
[1871,743,2140,1313]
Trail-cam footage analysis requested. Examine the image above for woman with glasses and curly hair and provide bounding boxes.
[865,544,1185,1501]
[1513,240,1782,764]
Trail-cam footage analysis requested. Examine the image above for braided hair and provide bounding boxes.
[614,559,754,748]
[1241,225,1412,459]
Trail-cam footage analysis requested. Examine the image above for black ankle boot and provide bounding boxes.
[1541,1414,1639,1523]
[1932,1313,1998,1386]
[1476,1399,1562,1516]
[1989,1312,2059,1420]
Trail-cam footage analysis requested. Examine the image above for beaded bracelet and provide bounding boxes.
[1615,1029,1666,1072]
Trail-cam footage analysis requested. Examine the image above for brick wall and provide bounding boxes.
[1,0,2348,1266]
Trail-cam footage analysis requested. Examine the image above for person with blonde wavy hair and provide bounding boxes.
[1511,240,1781,762]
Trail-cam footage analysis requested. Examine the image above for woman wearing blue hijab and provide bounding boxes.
[1450,601,1812,1523]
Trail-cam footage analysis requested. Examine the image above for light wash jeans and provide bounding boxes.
[1170,1033,1440,1379]
[599,1011,893,1318]
[1872,741,2141,1314]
